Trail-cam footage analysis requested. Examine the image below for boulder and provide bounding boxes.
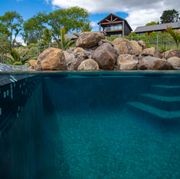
[117,54,138,70]
[73,47,92,59]
[112,38,142,55]
[78,59,99,71]
[64,47,92,70]
[138,40,146,49]
[28,59,37,69]
[98,39,114,46]
[64,51,76,70]
[138,56,173,70]
[76,32,105,48]
[92,43,118,70]
[37,48,66,70]
[141,47,156,56]
[74,47,85,54]
[167,57,180,69]
[163,50,180,59]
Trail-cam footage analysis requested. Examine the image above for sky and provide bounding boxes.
[0,0,179,31]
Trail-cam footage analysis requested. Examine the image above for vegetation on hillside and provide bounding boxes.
[126,31,179,52]
[146,21,159,26]
[166,27,180,48]
[0,7,91,65]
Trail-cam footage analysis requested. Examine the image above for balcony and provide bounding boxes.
[103,24,122,32]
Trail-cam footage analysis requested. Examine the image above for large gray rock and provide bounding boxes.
[76,32,105,48]
[78,59,99,71]
[112,38,142,55]
[37,48,66,70]
[117,54,138,70]
[163,50,180,59]
[64,51,76,70]
[167,57,180,69]
[64,47,92,70]
[92,43,118,70]
[141,47,156,56]
[138,56,173,70]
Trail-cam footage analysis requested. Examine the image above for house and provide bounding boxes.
[98,13,132,36]
[134,22,180,34]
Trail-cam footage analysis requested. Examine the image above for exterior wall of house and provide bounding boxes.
[100,22,132,36]
[98,14,132,36]
[124,23,132,35]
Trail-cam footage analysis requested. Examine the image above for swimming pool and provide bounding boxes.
[0,72,180,179]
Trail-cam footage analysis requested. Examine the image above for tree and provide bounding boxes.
[0,34,10,55]
[23,12,47,44]
[146,21,158,26]
[0,11,23,47]
[41,29,52,46]
[81,23,92,32]
[58,28,75,50]
[47,6,90,45]
[160,9,179,23]
[166,27,180,48]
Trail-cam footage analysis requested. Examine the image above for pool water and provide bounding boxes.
[0,72,180,179]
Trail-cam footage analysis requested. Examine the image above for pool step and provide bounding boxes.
[128,102,180,119]
[141,93,180,102]
[150,85,180,96]
[152,85,180,89]
[137,94,180,111]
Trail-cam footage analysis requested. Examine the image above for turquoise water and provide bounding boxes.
[0,72,180,179]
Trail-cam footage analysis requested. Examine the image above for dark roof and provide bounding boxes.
[98,13,132,31]
[98,13,124,24]
[134,22,180,33]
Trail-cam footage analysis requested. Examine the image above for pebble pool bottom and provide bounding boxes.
[0,72,180,179]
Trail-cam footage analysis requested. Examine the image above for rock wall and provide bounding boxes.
[33,32,180,71]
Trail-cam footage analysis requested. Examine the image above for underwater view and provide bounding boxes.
[0,72,180,179]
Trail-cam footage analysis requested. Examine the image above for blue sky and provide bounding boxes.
[0,0,52,20]
[0,0,178,31]
[0,0,128,31]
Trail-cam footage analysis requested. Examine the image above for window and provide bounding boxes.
[104,24,122,31]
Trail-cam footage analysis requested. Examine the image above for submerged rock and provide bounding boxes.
[78,59,99,71]
[92,43,118,70]
[37,48,66,70]
[76,32,105,48]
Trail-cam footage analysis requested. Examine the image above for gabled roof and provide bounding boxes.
[134,22,180,33]
[98,13,132,31]
[98,13,124,24]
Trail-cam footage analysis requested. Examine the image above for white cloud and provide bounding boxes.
[90,21,99,31]
[48,0,179,30]
[126,9,161,30]
[16,36,26,46]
